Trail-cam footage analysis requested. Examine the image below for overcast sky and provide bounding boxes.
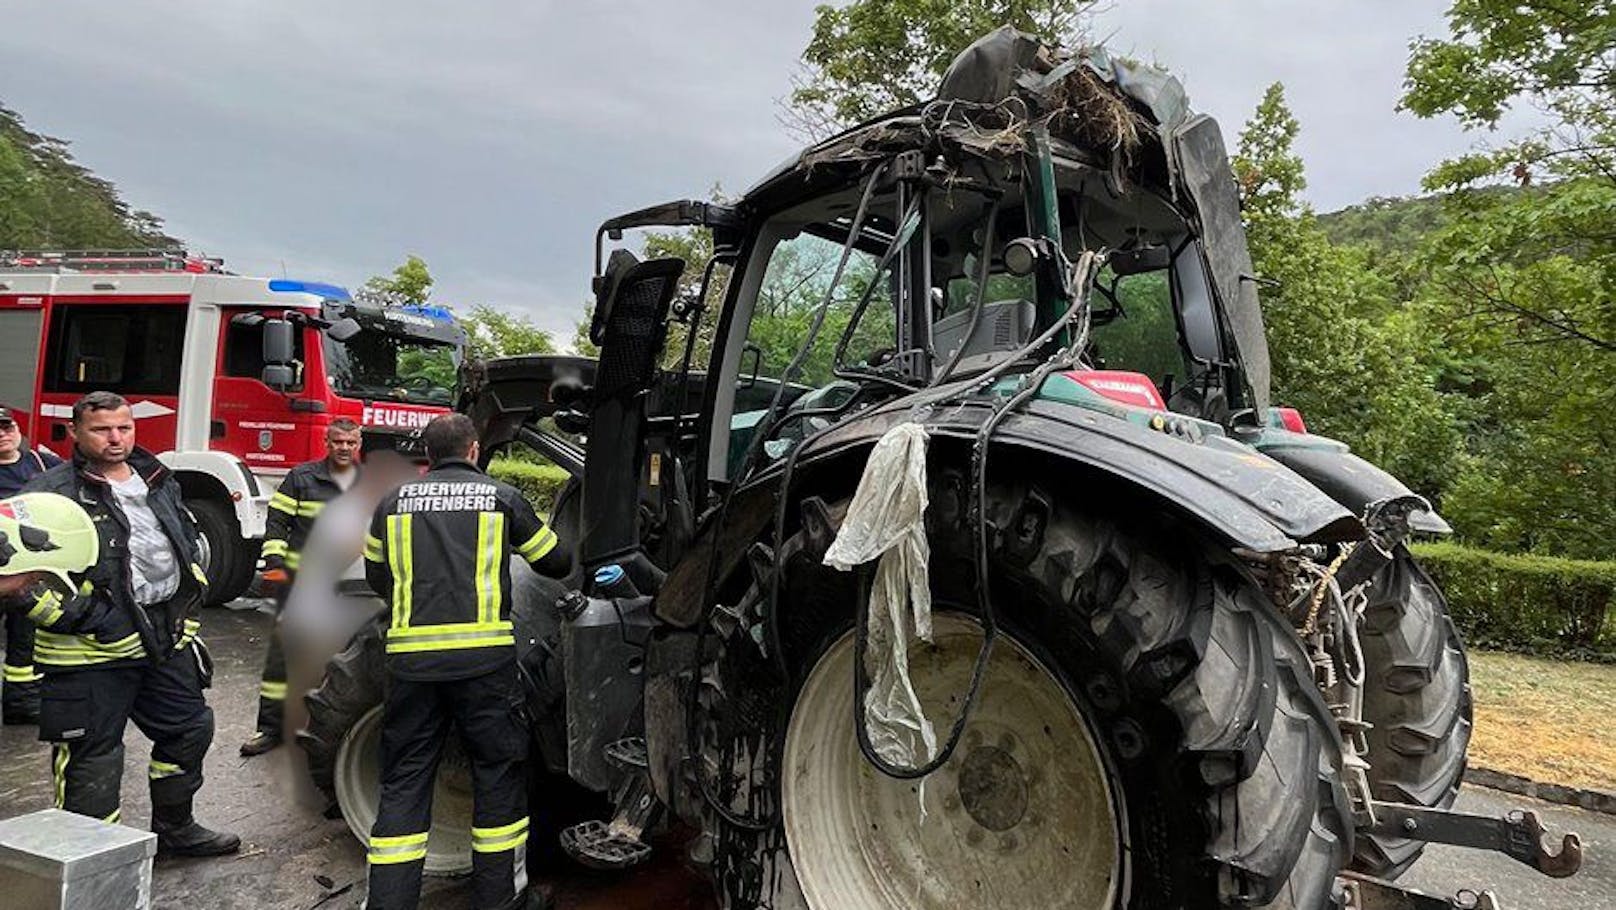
[0,2,1514,344]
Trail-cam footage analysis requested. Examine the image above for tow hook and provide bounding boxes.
[1364,800,1583,878]
[1338,872,1502,909]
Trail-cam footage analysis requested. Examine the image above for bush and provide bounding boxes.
[1411,541,1616,660]
[487,457,571,516]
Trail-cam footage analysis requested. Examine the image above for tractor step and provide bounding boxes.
[604,737,648,771]
[559,819,653,871]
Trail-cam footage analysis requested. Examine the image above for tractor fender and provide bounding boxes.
[653,397,1360,628]
[1257,441,1451,535]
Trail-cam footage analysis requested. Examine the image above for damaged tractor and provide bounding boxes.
[303,27,1584,909]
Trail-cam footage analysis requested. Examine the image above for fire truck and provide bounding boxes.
[0,250,468,603]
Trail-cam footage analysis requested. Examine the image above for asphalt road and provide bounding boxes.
[0,602,1610,909]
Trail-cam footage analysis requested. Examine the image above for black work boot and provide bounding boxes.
[239,730,281,757]
[1,680,41,725]
[153,804,242,858]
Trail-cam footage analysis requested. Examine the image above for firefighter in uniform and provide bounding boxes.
[243,417,363,756]
[363,413,568,910]
[0,406,63,723]
[20,391,239,855]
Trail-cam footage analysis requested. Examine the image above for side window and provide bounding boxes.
[44,304,187,394]
[1088,268,1190,389]
[223,316,306,390]
[728,231,896,475]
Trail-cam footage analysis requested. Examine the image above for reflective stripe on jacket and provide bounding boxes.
[263,459,352,573]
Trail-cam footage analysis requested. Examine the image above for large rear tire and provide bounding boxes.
[1352,547,1473,878]
[702,478,1354,909]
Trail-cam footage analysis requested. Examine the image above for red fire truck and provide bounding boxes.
[0,250,467,603]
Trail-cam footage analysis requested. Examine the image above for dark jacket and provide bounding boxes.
[364,458,569,681]
[0,447,63,498]
[263,458,354,573]
[22,447,207,672]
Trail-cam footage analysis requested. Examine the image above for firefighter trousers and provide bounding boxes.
[254,592,288,736]
[37,651,214,826]
[366,667,530,910]
[3,609,41,718]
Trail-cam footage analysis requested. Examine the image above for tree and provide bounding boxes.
[1234,84,1461,498]
[462,304,555,361]
[785,0,1092,139]
[0,104,175,250]
[363,254,434,303]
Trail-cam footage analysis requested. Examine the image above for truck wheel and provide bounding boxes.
[190,499,256,605]
[1352,547,1473,878]
[704,482,1353,909]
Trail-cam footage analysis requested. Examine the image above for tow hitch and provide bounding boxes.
[1339,872,1502,909]
[1364,800,1583,878]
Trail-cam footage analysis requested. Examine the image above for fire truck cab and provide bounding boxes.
[0,250,467,603]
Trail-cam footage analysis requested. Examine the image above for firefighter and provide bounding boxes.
[0,406,63,724]
[242,417,363,757]
[21,391,239,855]
[362,413,568,910]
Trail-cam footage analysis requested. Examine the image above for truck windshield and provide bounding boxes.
[325,332,459,406]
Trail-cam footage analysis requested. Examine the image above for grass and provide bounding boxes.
[1466,650,1616,791]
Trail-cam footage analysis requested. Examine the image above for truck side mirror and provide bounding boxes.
[261,364,297,390]
[262,318,295,364]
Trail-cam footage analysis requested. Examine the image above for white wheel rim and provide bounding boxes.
[335,705,477,876]
[783,613,1122,909]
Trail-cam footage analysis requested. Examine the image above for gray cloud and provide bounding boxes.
[0,2,1531,346]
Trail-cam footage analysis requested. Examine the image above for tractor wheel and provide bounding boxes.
[1352,547,1473,878]
[299,610,389,806]
[702,481,1354,910]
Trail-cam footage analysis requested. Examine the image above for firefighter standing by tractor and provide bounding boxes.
[242,417,363,757]
[362,413,568,910]
[0,406,63,724]
[18,391,239,855]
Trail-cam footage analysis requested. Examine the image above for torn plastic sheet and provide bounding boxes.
[822,421,937,772]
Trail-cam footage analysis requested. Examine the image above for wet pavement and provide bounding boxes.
[1,602,1611,908]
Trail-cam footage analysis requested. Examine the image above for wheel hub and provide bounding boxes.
[956,743,1027,832]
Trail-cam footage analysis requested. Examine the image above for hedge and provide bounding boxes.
[1411,541,1616,660]
[487,457,571,517]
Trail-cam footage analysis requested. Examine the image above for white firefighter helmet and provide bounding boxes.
[0,492,100,590]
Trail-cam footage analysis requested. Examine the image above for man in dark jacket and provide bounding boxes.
[22,391,239,856]
[362,413,568,910]
[242,417,362,756]
[0,406,63,723]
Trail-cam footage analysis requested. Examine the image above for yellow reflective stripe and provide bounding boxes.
[174,619,201,651]
[2,663,41,683]
[53,744,68,808]
[260,539,289,558]
[284,551,302,571]
[387,514,414,630]
[78,580,92,596]
[476,511,504,626]
[35,631,145,666]
[384,621,515,654]
[148,759,184,780]
[368,831,430,865]
[516,527,557,563]
[363,534,384,563]
[259,680,288,700]
[472,816,529,853]
[297,501,324,518]
[27,588,64,626]
[190,563,208,586]
[268,492,298,515]
[102,808,121,825]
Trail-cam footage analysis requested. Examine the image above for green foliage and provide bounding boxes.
[1412,541,1616,659]
[0,105,175,249]
[486,457,570,516]
[786,0,1091,138]
[364,254,434,302]
[1234,85,1463,499]
[463,304,555,361]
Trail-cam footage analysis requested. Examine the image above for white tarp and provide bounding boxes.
[822,421,937,769]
